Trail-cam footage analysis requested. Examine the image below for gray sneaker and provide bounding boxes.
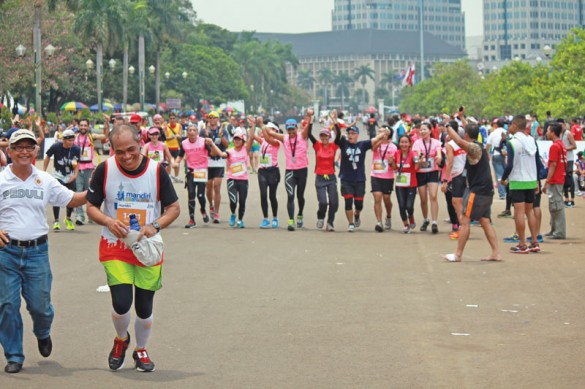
[316,219,324,229]
[354,213,361,228]
[384,217,392,230]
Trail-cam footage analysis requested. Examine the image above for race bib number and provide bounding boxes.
[148,150,162,162]
[230,161,247,177]
[419,158,434,172]
[259,154,273,168]
[80,148,92,162]
[395,172,412,187]
[115,202,149,226]
[192,169,208,183]
[373,159,388,174]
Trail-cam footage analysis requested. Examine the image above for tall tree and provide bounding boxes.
[297,69,315,98]
[334,72,352,110]
[353,64,375,104]
[318,67,334,108]
[73,0,125,113]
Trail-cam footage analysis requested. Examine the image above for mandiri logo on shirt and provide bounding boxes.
[116,183,152,203]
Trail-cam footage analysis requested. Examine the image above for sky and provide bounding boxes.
[192,0,483,37]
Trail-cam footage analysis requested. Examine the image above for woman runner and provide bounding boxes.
[371,126,397,232]
[254,122,282,228]
[391,135,421,233]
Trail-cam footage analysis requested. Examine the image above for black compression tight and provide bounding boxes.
[110,284,155,319]
[285,168,308,219]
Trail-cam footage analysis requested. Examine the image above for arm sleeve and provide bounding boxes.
[158,166,179,207]
[86,162,107,207]
[501,142,515,181]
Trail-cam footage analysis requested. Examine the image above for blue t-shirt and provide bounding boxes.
[336,137,372,182]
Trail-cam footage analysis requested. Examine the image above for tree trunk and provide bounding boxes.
[34,3,42,114]
[139,34,145,112]
[96,44,103,114]
[123,42,128,112]
[155,50,160,113]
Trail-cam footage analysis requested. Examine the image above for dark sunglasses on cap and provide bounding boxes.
[63,136,75,140]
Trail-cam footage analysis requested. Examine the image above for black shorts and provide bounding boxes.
[208,167,225,179]
[416,171,440,187]
[510,188,536,204]
[462,189,493,220]
[533,191,541,208]
[451,174,467,198]
[341,180,366,199]
[371,177,394,195]
[169,149,179,158]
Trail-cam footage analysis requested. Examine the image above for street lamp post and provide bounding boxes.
[149,65,156,113]
[16,43,55,114]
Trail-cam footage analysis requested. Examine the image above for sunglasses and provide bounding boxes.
[63,136,75,140]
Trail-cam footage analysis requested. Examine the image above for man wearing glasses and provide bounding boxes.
[0,130,87,374]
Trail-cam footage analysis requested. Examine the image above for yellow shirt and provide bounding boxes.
[164,123,181,150]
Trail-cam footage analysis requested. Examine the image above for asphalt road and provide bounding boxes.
[2,135,585,388]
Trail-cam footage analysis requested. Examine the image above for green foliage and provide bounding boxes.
[1,107,13,131]
[46,112,58,124]
[60,110,73,124]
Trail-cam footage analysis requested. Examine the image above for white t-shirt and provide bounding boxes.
[0,165,74,240]
[486,127,506,156]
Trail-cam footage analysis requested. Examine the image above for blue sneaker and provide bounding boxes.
[260,219,270,229]
[503,233,519,243]
[229,214,237,227]
[272,218,279,228]
[237,220,245,229]
[470,220,480,226]
[527,234,544,243]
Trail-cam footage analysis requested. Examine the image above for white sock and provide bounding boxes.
[111,309,131,340]
[135,315,154,349]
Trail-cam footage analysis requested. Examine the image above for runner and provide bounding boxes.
[254,122,281,229]
[560,119,577,207]
[214,128,254,228]
[543,123,567,240]
[412,122,443,234]
[391,135,420,233]
[173,124,213,228]
[201,111,229,223]
[43,129,81,231]
[141,127,172,174]
[441,121,467,240]
[248,115,261,174]
[332,112,388,232]
[308,119,340,231]
[164,113,183,183]
[73,117,109,226]
[86,124,180,373]
[370,126,397,232]
[443,123,501,262]
[266,112,311,231]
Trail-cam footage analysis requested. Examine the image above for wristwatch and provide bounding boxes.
[152,221,161,233]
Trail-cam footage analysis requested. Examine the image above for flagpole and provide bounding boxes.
[419,0,425,82]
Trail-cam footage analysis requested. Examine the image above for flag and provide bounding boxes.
[402,63,416,87]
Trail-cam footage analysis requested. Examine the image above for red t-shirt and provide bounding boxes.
[571,124,583,141]
[548,139,567,185]
[313,141,339,175]
[393,149,418,188]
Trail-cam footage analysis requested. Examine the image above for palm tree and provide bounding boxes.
[318,67,334,108]
[297,69,315,97]
[73,0,125,113]
[334,72,352,110]
[353,64,375,104]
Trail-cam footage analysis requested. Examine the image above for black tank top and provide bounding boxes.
[465,142,494,196]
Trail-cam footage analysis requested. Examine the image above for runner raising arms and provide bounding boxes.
[370,126,397,232]
[254,122,282,229]
[201,111,229,223]
[412,122,443,233]
[391,135,421,233]
[173,124,214,228]
[267,111,311,231]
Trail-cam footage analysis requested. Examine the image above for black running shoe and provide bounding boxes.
[420,219,430,232]
[108,333,130,371]
[133,348,155,372]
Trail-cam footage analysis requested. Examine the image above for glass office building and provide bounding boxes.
[482,0,585,62]
[331,0,466,50]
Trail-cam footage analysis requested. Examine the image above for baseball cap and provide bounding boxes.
[130,114,142,123]
[148,127,160,135]
[208,111,219,119]
[347,126,359,134]
[9,129,36,145]
[319,128,331,136]
[265,122,279,131]
[189,115,196,121]
[285,119,297,129]
[62,129,75,139]
[233,128,246,141]
[153,114,163,121]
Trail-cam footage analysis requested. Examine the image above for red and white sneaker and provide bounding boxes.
[529,242,541,253]
[108,333,130,371]
[510,244,530,254]
[133,348,155,372]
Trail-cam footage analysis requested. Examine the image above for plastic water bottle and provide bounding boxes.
[129,214,141,231]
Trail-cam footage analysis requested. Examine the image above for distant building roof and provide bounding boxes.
[256,29,466,58]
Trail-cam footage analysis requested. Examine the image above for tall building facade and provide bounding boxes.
[482,0,585,62]
[331,0,466,50]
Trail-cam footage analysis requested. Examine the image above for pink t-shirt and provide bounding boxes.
[226,147,249,180]
[258,138,280,169]
[412,138,442,173]
[182,137,208,170]
[283,133,308,170]
[371,142,397,179]
[74,133,95,170]
[146,142,165,163]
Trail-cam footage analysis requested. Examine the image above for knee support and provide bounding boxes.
[344,194,354,211]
